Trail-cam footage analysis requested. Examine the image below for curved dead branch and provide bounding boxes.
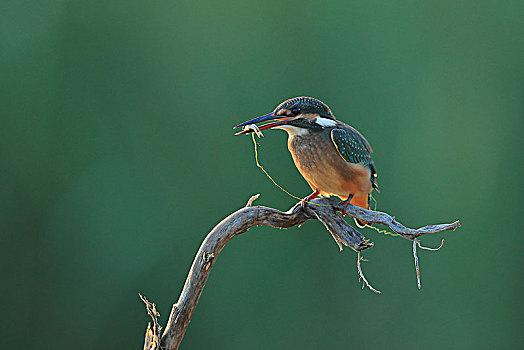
[141,195,460,350]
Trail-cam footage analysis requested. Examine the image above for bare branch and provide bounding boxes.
[141,195,460,350]
[332,198,461,239]
[357,252,382,294]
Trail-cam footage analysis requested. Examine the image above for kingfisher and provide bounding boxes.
[234,96,378,228]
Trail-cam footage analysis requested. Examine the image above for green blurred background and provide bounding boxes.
[1,1,522,349]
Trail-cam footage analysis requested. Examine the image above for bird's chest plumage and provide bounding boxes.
[288,131,372,199]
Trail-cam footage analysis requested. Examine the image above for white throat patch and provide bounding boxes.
[273,125,309,136]
[315,117,337,127]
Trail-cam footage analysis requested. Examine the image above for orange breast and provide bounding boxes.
[288,132,372,206]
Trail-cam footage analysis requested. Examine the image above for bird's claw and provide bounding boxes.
[300,198,308,209]
[300,190,320,210]
[340,194,354,216]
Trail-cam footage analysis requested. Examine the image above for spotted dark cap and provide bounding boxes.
[273,96,335,119]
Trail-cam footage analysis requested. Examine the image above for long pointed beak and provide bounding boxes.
[233,113,291,135]
[234,113,279,128]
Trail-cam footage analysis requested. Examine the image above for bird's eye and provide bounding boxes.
[291,107,301,116]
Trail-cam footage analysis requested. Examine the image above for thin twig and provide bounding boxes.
[417,239,445,251]
[412,239,445,289]
[412,240,421,290]
[357,252,382,294]
[140,293,161,350]
[245,193,260,207]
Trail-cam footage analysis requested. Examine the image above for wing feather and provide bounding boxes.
[331,127,378,189]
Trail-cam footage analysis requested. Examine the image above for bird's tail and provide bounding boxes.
[350,194,371,228]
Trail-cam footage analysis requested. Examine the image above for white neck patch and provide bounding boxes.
[315,117,337,127]
[273,125,309,136]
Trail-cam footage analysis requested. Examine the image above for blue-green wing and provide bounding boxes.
[331,127,378,189]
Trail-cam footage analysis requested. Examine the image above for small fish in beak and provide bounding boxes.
[235,124,264,137]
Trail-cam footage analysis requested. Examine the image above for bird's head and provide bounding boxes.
[234,96,337,136]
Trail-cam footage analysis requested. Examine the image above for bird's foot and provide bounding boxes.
[300,190,320,209]
[339,194,354,216]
